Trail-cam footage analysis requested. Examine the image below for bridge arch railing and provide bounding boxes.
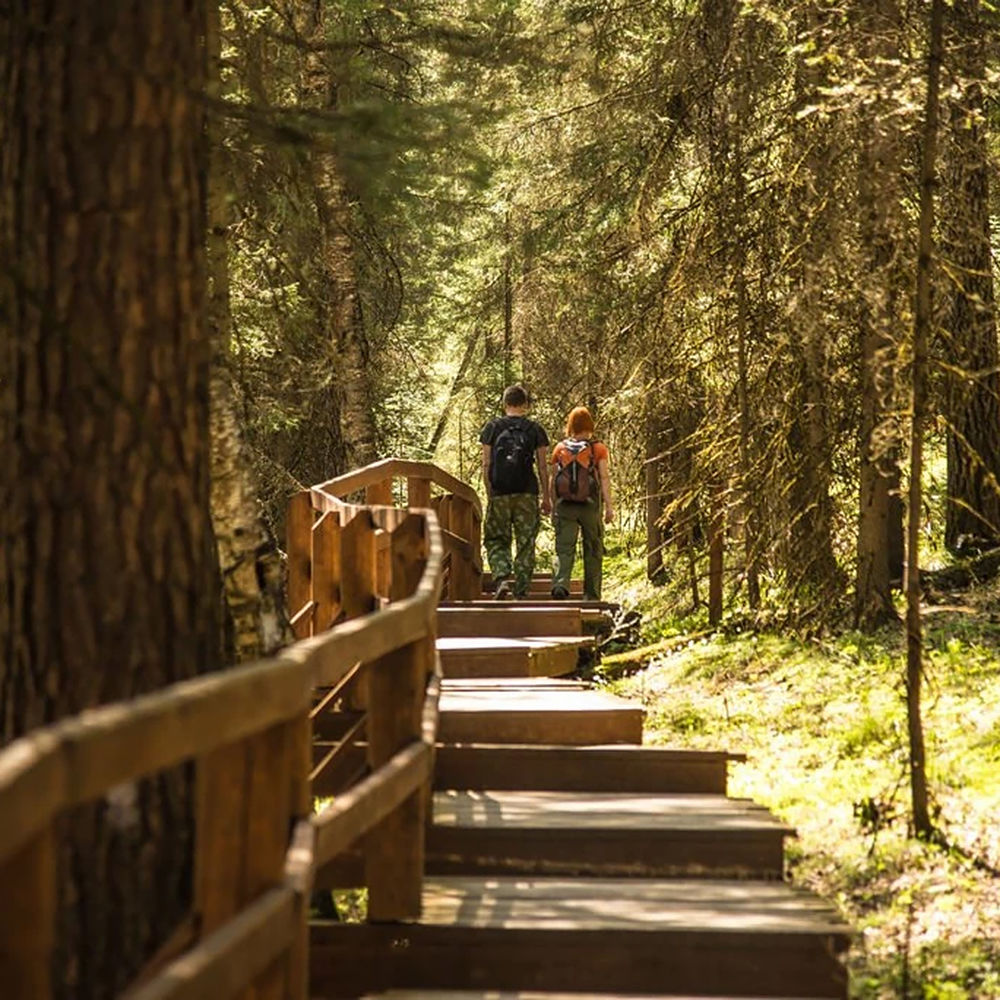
[0,458,465,999]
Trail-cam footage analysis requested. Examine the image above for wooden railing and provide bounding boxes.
[287,458,483,640]
[0,458,457,999]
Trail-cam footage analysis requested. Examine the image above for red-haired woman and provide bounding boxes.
[548,406,614,600]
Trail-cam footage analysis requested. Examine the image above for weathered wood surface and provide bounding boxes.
[428,791,791,878]
[436,637,592,679]
[438,679,643,745]
[311,878,850,998]
[360,993,825,1000]
[436,607,584,638]
[432,744,742,794]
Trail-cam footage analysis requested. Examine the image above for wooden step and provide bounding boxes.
[438,679,643,745]
[310,877,851,998]
[361,992,825,999]
[439,601,614,631]
[437,607,584,638]
[427,791,792,879]
[437,637,592,679]
[433,744,743,794]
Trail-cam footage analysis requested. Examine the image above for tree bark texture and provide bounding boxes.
[0,2,219,993]
[854,0,905,630]
[206,0,289,663]
[302,3,379,470]
[906,0,944,841]
[644,408,667,584]
[941,0,1000,553]
[782,3,844,610]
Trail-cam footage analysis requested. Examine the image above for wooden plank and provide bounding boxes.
[364,639,431,919]
[313,742,431,868]
[316,459,481,520]
[360,993,826,1000]
[287,490,315,638]
[312,511,342,633]
[195,739,251,935]
[127,887,296,1000]
[366,477,394,506]
[438,681,643,745]
[433,745,739,794]
[427,792,790,878]
[436,637,587,680]
[407,476,432,509]
[310,886,850,997]
[391,515,429,601]
[341,510,378,620]
[436,608,583,638]
[0,826,55,999]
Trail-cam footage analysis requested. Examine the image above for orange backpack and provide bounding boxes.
[554,439,598,502]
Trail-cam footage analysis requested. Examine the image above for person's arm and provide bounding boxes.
[537,445,551,515]
[481,444,492,498]
[597,456,614,523]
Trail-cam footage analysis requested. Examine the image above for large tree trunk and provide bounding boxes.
[855,0,905,630]
[0,3,219,994]
[781,3,844,611]
[941,0,1000,553]
[302,4,379,469]
[206,0,289,662]
[906,0,944,841]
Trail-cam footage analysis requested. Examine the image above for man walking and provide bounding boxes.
[480,385,550,598]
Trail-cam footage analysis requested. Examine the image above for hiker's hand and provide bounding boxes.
[541,497,552,516]
[604,505,614,524]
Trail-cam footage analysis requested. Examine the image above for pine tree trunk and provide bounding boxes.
[302,6,379,470]
[941,0,1000,553]
[0,2,219,993]
[206,0,289,662]
[783,3,844,610]
[906,0,944,841]
[855,0,904,630]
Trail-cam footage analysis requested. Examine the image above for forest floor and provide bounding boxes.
[599,550,1000,1000]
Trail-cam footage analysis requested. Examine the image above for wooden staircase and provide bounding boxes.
[311,580,851,999]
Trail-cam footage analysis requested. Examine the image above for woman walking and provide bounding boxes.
[549,406,614,600]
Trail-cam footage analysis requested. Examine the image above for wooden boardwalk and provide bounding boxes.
[0,460,850,1000]
[312,567,851,999]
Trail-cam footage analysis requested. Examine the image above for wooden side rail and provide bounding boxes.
[288,458,483,632]
[0,498,444,1000]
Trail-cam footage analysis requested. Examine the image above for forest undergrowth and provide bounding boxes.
[601,551,1000,1000]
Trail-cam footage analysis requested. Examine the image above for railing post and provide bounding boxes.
[363,515,431,921]
[194,714,310,998]
[0,827,56,999]
[287,490,314,638]
[407,475,431,510]
[311,511,342,633]
[449,495,481,600]
[365,478,393,507]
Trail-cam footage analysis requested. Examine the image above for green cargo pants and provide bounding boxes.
[483,493,540,596]
[552,497,603,600]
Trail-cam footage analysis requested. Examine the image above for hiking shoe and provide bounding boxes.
[494,578,514,600]
[551,586,569,599]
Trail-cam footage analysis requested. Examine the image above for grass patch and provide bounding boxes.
[602,577,1000,999]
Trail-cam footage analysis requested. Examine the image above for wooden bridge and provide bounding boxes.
[0,459,850,999]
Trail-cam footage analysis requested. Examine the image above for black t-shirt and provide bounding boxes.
[479,416,549,495]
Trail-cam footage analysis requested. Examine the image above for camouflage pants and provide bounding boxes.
[484,493,540,596]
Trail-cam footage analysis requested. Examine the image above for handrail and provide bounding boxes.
[0,456,459,999]
[314,457,482,519]
[0,513,442,865]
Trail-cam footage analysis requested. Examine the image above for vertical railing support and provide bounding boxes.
[287,490,314,638]
[312,511,342,633]
[0,827,56,999]
[363,515,431,921]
